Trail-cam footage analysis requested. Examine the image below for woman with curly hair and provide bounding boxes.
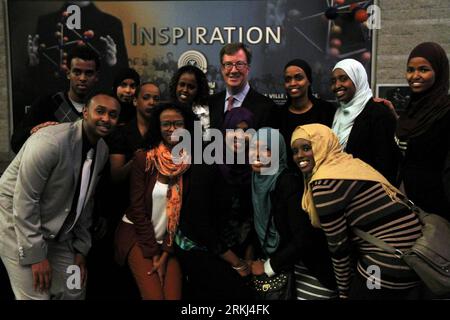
[169,65,211,140]
[114,101,195,300]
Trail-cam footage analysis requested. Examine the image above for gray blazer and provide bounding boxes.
[0,120,109,265]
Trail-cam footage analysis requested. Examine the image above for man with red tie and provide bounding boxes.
[208,42,278,130]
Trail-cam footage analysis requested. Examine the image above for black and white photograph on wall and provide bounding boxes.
[376,84,411,115]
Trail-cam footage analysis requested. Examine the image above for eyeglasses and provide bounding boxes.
[222,61,248,71]
[160,120,185,129]
[142,94,161,102]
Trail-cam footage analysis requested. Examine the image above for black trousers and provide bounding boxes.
[0,261,14,300]
[175,246,255,301]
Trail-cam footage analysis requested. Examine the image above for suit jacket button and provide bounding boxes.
[49,234,55,239]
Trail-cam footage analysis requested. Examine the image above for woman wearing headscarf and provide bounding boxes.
[216,107,255,281]
[279,59,336,169]
[331,59,399,184]
[175,107,255,300]
[112,67,141,126]
[249,128,336,300]
[396,42,450,220]
[291,124,423,299]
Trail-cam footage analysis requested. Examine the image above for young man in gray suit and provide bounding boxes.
[0,94,120,300]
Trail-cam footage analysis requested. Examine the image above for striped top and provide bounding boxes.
[311,179,422,298]
[294,262,338,300]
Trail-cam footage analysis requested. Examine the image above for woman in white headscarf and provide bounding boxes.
[331,59,399,184]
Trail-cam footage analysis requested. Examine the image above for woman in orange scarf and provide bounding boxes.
[114,102,193,300]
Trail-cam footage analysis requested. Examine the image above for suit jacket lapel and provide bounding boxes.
[347,105,369,151]
[241,87,254,110]
[210,91,226,129]
[84,138,107,208]
[71,120,83,191]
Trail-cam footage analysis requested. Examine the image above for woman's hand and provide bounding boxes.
[373,97,399,119]
[221,250,251,277]
[232,259,252,277]
[250,260,265,276]
[235,263,251,277]
[150,253,169,285]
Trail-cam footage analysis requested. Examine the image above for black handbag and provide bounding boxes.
[251,271,295,300]
[250,206,295,300]
[352,197,450,296]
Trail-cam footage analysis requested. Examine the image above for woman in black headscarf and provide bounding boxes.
[175,107,256,300]
[279,59,336,169]
[112,67,141,125]
[396,42,450,220]
[216,107,255,280]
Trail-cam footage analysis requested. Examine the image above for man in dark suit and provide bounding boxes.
[208,43,278,130]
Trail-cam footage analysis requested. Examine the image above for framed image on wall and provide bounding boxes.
[376,84,411,115]
[6,0,376,132]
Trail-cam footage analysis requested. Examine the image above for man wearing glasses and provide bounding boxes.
[209,43,278,130]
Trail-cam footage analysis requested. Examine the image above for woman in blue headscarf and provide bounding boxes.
[249,127,337,300]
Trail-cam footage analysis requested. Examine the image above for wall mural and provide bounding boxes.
[7,0,375,129]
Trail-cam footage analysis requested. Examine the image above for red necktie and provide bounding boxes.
[227,96,234,112]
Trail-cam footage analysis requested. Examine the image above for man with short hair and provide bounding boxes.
[0,94,120,300]
[11,45,101,153]
[86,82,160,299]
[209,42,278,130]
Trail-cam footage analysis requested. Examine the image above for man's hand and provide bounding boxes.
[31,259,52,293]
[100,35,117,66]
[30,121,59,134]
[74,253,87,288]
[27,34,40,66]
